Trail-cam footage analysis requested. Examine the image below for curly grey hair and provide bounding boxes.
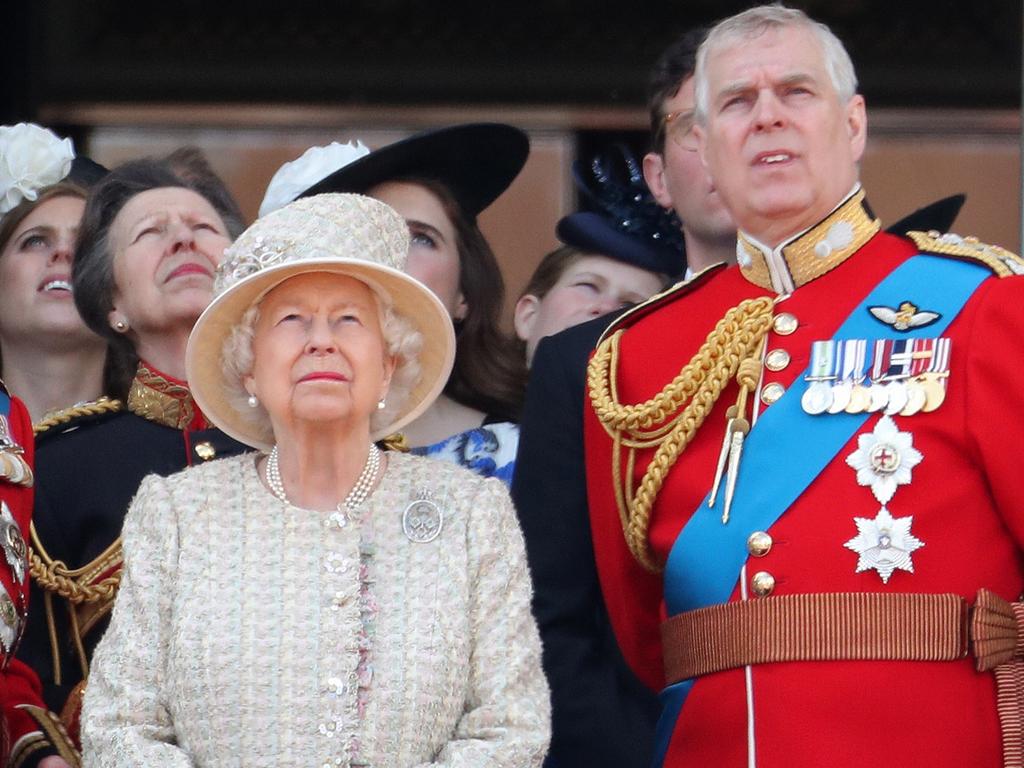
[694,5,858,125]
[221,289,422,446]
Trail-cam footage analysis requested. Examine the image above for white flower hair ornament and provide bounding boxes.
[258,140,370,218]
[0,123,75,216]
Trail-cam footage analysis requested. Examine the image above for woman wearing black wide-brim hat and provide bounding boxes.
[260,124,529,485]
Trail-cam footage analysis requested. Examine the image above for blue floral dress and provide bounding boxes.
[410,422,519,486]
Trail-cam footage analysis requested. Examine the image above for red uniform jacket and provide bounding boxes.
[584,214,1024,767]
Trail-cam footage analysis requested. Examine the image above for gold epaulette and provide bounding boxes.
[33,397,123,436]
[598,262,727,345]
[907,230,1024,278]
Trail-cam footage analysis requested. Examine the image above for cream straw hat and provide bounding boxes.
[186,193,455,450]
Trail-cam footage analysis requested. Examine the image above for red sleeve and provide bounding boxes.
[583,366,666,692]
[964,274,1024,539]
[3,659,48,743]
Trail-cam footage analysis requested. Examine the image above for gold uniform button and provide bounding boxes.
[747,531,773,557]
[194,441,217,461]
[751,571,776,597]
[764,348,791,371]
[760,382,786,405]
[773,312,798,335]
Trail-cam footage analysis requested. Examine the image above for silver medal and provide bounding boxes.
[867,383,889,412]
[883,381,908,415]
[0,590,16,654]
[801,382,833,414]
[802,340,836,415]
[828,380,853,413]
[0,502,25,584]
[900,382,928,416]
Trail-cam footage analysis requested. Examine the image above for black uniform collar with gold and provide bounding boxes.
[737,186,881,294]
[128,361,210,431]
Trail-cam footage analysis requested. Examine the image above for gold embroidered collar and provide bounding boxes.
[737,187,880,294]
[127,362,208,431]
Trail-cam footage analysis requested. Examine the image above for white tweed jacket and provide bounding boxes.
[81,451,550,768]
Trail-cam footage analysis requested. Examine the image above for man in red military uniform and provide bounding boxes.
[0,385,75,768]
[582,5,1024,767]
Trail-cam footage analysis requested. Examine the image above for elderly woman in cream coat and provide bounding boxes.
[81,193,550,768]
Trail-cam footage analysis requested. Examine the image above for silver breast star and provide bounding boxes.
[844,507,924,584]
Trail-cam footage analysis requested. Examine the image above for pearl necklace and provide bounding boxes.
[265,444,381,512]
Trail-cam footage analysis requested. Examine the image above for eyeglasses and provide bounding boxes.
[661,109,698,151]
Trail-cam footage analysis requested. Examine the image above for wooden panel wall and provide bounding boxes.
[81,107,1021,325]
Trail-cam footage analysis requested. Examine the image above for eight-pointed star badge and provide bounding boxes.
[845,415,923,505]
[844,507,924,583]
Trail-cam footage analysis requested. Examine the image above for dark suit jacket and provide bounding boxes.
[513,315,660,768]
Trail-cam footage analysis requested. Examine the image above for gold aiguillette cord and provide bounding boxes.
[588,296,775,572]
[709,342,764,524]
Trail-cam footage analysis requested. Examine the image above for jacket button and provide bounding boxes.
[751,571,776,597]
[194,441,217,461]
[747,531,773,557]
[773,312,798,335]
[765,348,791,371]
[760,382,786,405]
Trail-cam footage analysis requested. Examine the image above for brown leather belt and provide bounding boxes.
[661,589,1024,767]
[661,591,972,683]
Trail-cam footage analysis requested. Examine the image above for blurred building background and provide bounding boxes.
[3,0,1020,311]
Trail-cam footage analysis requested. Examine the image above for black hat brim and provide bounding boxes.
[886,194,965,235]
[67,156,109,188]
[298,123,529,218]
[556,212,684,276]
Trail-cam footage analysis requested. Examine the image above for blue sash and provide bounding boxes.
[650,254,989,766]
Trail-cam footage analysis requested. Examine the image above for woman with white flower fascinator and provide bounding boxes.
[0,123,118,423]
[0,123,112,768]
[81,192,550,767]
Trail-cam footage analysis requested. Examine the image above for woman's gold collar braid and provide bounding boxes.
[587,296,776,572]
[127,362,205,430]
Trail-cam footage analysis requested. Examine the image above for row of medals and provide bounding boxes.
[801,337,950,416]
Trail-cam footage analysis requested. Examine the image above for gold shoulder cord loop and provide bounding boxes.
[588,297,776,572]
[30,525,122,684]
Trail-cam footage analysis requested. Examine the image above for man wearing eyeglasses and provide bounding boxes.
[513,28,728,768]
[642,27,737,276]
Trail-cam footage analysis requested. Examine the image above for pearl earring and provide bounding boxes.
[113,319,129,332]
[377,398,386,411]
[247,394,259,408]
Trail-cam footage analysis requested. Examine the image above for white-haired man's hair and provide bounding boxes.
[694,4,858,124]
[221,293,422,447]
